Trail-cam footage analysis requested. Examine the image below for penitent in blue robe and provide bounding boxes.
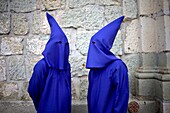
[28,13,71,113]
[86,16,129,113]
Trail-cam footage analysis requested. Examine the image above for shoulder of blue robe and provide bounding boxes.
[110,59,129,113]
[28,58,49,110]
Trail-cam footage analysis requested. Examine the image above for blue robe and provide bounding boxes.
[28,13,71,113]
[88,60,129,113]
[86,16,129,113]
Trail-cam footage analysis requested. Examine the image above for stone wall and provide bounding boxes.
[0,0,169,113]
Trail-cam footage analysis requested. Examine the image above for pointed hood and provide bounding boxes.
[86,16,124,68]
[42,12,70,70]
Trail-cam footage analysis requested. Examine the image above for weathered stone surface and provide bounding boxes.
[0,82,18,100]
[0,57,6,81]
[1,37,24,55]
[40,12,53,34]
[104,6,122,23]
[20,82,31,101]
[62,28,77,54]
[139,0,163,15]
[141,53,157,69]
[10,0,36,12]
[0,101,36,113]
[164,16,170,51]
[97,0,120,5]
[26,35,48,55]
[72,78,80,100]
[122,54,141,96]
[42,0,65,10]
[156,16,165,52]
[124,19,141,53]
[25,55,42,79]
[0,0,8,11]
[110,31,123,55]
[60,5,105,30]
[0,13,10,34]
[6,55,26,80]
[76,29,97,56]
[67,0,95,8]
[163,81,170,100]
[157,52,167,68]
[123,0,137,19]
[13,13,29,35]
[167,52,170,69]
[137,79,155,97]
[140,17,157,52]
[79,77,88,100]
[163,0,170,15]
[69,55,89,77]
[32,11,41,34]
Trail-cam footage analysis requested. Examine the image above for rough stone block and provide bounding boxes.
[136,79,155,97]
[40,11,53,34]
[72,78,80,100]
[137,100,158,113]
[0,82,18,100]
[139,0,163,15]
[62,28,77,54]
[123,0,137,19]
[13,13,29,35]
[0,0,8,11]
[0,101,36,113]
[67,0,95,8]
[25,55,42,80]
[140,17,158,52]
[104,6,122,23]
[0,13,10,34]
[42,0,65,10]
[156,16,166,52]
[79,77,88,100]
[162,81,170,100]
[32,11,41,34]
[6,55,26,80]
[1,37,24,55]
[76,29,97,56]
[69,55,89,77]
[20,82,31,101]
[110,31,123,55]
[0,57,6,81]
[124,19,140,53]
[10,0,37,12]
[122,54,141,96]
[26,35,48,55]
[97,0,120,5]
[60,5,105,30]
[164,16,170,51]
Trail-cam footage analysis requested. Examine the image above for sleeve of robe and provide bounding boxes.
[28,60,48,110]
[112,63,129,113]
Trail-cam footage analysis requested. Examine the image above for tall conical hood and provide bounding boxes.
[42,12,70,70]
[86,16,124,68]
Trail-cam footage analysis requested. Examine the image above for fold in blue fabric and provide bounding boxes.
[28,13,71,113]
[86,16,129,113]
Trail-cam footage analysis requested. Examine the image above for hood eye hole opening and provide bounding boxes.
[58,41,62,44]
[92,41,95,44]
[66,42,69,45]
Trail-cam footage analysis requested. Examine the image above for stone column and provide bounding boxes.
[135,0,170,113]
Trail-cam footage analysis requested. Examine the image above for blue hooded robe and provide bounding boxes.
[28,13,71,113]
[86,16,129,113]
